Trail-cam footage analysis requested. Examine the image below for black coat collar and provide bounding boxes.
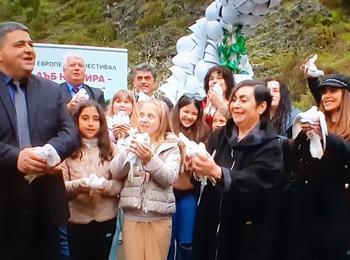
[225,119,278,148]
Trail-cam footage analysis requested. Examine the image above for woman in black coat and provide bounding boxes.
[191,80,284,260]
[289,74,350,260]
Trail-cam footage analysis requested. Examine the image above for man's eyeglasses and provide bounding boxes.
[182,93,203,101]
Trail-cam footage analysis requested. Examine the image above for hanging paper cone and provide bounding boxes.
[252,3,270,15]
[222,4,240,24]
[252,0,269,4]
[237,0,255,14]
[207,20,224,41]
[176,35,197,53]
[206,2,220,21]
[194,60,213,83]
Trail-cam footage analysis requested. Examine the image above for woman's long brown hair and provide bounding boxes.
[320,89,350,141]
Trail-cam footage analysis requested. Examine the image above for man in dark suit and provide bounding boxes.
[60,52,105,112]
[0,21,79,259]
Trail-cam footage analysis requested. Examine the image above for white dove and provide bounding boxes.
[292,106,328,159]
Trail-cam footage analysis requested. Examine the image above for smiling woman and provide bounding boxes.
[289,73,350,259]
[191,80,284,260]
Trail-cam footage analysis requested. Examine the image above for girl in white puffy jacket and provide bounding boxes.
[110,98,181,260]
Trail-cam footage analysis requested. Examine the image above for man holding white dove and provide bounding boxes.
[60,52,105,112]
[0,21,79,259]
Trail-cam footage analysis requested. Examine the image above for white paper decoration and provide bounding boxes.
[161,0,281,105]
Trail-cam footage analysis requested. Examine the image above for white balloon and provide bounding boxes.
[222,4,240,24]
[159,82,178,105]
[169,65,190,85]
[207,39,218,48]
[218,0,229,6]
[206,20,223,41]
[269,0,282,8]
[189,19,207,39]
[239,14,260,28]
[240,54,248,66]
[204,52,220,64]
[190,44,205,59]
[219,19,233,32]
[189,55,201,65]
[184,75,202,94]
[205,2,219,21]
[232,0,249,8]
[164,0,282,104]
[191,34,206,48]
[252,3,270,16]
[234,73,253,83]
[176,35,196,53]
[194,60,214,82]
[205,44,218,57]
[252,0,269,3]
[237,0,255,14]
[172,52,195,73]
[241,57,254,75]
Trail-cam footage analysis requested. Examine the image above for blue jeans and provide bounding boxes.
[59,224,70,260]
[168,194,197,260]
[108,209,124,260]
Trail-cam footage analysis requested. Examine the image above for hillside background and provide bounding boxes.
[0,0,349,108]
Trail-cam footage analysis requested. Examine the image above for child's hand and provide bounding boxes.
[129,139,153,165]
[79,178,91,194]
[184,156,193,176]
[112,124,130,139]
[94,180,110,194]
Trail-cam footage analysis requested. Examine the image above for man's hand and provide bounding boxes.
[67,99,80,112]
[17,148,50,174]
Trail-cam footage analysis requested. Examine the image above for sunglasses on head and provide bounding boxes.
[182,93,203,101]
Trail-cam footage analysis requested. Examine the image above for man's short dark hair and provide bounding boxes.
[0,22,28,43]
[129,63,157,81]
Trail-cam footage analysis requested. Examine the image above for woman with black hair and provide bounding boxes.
[191,80,284,260]
[266,78,300,138]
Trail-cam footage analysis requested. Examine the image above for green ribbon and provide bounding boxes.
[218,27,248,74]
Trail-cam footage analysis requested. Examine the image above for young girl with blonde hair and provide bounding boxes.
[107,89,138,142]
[110,99,181,260]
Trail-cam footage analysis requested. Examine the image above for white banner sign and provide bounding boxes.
[33,43,128,100]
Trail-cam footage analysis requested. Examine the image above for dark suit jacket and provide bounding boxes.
[60,82,105,109]
[0,73,79,254]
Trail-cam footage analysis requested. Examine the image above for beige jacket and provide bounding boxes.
[61,138,122,224]
[109,133,181,215]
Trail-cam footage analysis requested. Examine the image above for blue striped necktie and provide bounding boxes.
[13,80,31,149]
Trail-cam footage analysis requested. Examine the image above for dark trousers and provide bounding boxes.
[67,218,116,260]
[0,209,61,260]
